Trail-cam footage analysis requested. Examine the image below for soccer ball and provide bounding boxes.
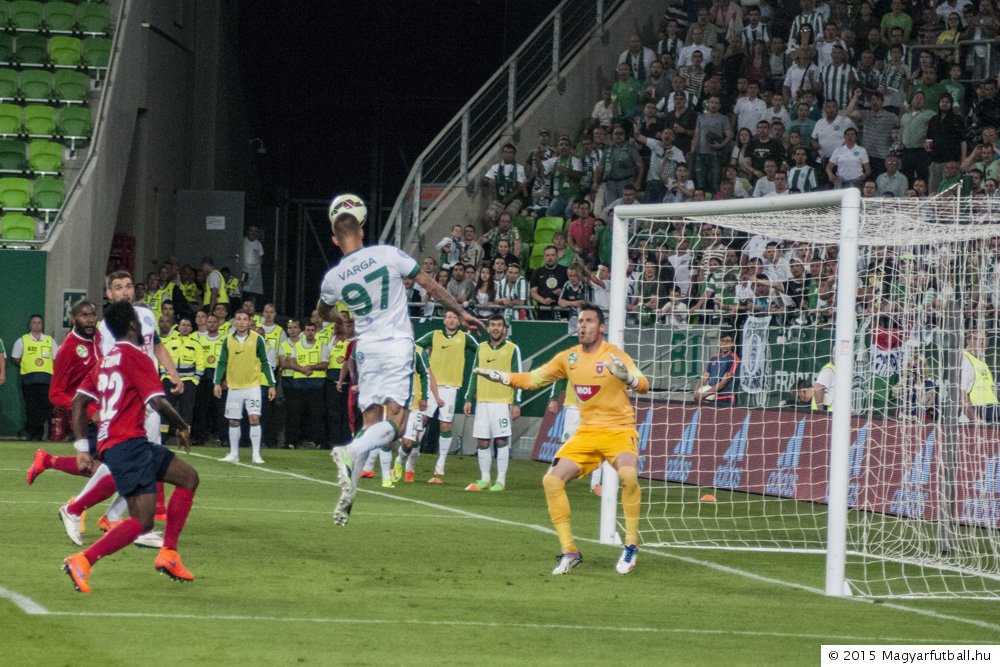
[328,194,367,226]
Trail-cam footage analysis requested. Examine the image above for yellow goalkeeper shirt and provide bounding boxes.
[509,340,648,430]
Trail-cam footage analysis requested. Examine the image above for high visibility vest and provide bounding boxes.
[198,333,224,370]
[19,334,54,375]
[162,334,204,384]
[963,351,998,406]
[280,338,297,378]
[327,338,350,371]
[179,281,201,304]
[292,340,325,380]
[203,270,230,305]
[811,362,835,412]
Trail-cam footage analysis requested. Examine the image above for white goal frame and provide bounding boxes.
[606,189,862,597]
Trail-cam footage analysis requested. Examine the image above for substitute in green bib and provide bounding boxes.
[10,314,58,440]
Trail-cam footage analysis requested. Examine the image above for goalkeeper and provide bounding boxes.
[473,304,649,576]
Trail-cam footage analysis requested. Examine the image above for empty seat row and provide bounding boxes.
[0,33,109,66]
[1,1,108,34]
[0,137,62,173]
[0,174,64,209]
[0,67,87,101]
[0,102,89,137]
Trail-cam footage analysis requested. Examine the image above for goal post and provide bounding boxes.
[605,190,1000,599]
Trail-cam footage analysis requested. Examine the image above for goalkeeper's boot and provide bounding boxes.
[616,544,638,574]
[464,480,489,491]
[390,456,404,484]
[58,500,84,546]
[155,548,195,581]
[330,447,356,527]
[488,482,505,493]
[551,551,582,575]
[26,448,50,485]
[63,552,92,593]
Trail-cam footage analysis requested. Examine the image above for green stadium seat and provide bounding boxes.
[8,1,43,31]
[0,102,20,134]
[0,34,13,64]
[53,70,87,101]
[48,35,81,66]
[512,215,535,244]
[1,211,35,239]
[43,2,77,32]
[528,242,548,270]
[0,68,17,99]
[18,69,51,100]
[81,36,110,68]
[0,176,30,207]
[0,138,26,170]
[534,215,564,238]
[76,3,108,34]
[15,33,47,64]
[56,105,90,137]
[28,138,60,172]
[23,104,54,135]
[31,174,64,209]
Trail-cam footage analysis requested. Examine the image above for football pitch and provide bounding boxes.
[2,442,997,665]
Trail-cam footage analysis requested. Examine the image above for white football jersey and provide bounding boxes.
[95,303,159,362]
[320,244,419,343]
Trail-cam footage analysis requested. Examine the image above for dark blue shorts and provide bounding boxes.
[86,422,98,458]
[99,437,175,498]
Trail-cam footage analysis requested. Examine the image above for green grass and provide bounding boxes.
[1,441,998,666]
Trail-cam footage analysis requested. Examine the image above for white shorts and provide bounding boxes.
[402,409,426,443]
[356,339,414,411]
[561,406,580,443]
[422,385,458,423]
[472,402,512,440]
[225,387,263,419]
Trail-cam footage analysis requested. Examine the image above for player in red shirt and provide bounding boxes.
[63,302,200,593]
[26,300,99,484]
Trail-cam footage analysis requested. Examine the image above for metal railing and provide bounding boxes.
[379,0,624,250]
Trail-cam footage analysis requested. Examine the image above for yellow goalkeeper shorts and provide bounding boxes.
[553,427,639,477]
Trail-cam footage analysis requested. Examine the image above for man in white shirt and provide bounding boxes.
[618,34,656,80]
[678,25,713,67]
[752,159,779,197]
[240,225,265,308]
[876,154,909,196]
[783,51,819,107]
[482,143,527,226]
[732,81,768,133]
[827,128,870,188]
[634,127,686,204]
[812,99,856,161]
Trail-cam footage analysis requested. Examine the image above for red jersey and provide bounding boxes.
[77,341,165,454]
[49,330,98,418]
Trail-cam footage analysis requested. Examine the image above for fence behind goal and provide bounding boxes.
[594,191,1000,599]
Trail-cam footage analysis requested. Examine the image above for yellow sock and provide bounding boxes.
[618,466,641,547]
[542,474,577,553]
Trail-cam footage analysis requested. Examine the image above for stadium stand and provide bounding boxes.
[15,33,48,64]
[1,210,34,238]
[24,103,55,135]
[47,35,81,66]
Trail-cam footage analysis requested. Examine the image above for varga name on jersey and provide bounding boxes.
[339,257,379,281]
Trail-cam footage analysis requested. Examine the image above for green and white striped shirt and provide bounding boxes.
[817,63,856,110]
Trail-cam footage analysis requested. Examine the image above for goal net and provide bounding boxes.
[605,191,1000,599]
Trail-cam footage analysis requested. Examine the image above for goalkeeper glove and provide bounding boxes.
[609,354,640,389]
[473,367,510,385]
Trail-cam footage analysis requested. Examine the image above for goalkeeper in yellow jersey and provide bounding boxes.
[473,304,649,575]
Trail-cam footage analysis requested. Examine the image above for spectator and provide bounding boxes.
[496,262,530,323]
[942,63,967,112]
[788,147,819,192]
[473,266,498,318]
[667,236,696,297]
[745,119,787,179]
[526,130,555,215]
[479,212,522,259]
[637,127,685,203]
[566,200,597,264]
[658,19,684,61]
[693,332,739,405]
[926,92,967,191]
[446,263,475,307]
[435,224,467,269]
[963,0,1000,80]
[912,66,947,111]
[595,123,643,204]
[893,353,939,422]
[881,0,914,40]
[494,239,519,269]
[762,92,792,130]
[583,126,608,209]
[881,44,911,114]
[241,225,265,307]
[752,159,779,196]
[680,50,709,105]
[538,135,583,219]
[679,24,714,68]
[850,90,899,176]
[10,314,57,440]
[481,143,527,227]
[900,90,935,184]
[557,262,593,331]
[462,224,485,269]
[530,245,568,319]
[723,164,754,198]
[817,45,857,111]
[643,60,670,103]
[771,170,792,195]
[552,231,577,268]
[612,62,643,120]
[937,159,968,194]
[812,97,857,168]
[627,259,669,325]
[783,51,819,109]
[788,0,826,53]
[619,34,656,81]
[936,0,974,26]
[827,127,871,188]
[691,95,732,191]
[733,80,768,134]
[877,154,909,196]
[662,92,698,155]
[591,87,616,129]
[742,6,770,49]
[816,22,847,68]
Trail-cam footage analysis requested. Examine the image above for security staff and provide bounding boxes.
[10,314,58,440]
[324,319,354,447]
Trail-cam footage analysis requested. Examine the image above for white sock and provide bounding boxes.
[496,445,510,485]
[78,463,111,496]
[477,447,491,483]
[436,435,452,473]
[105,494,127,521]
[406,447,419,472]
[345,421,397,484]
[363,449,378,472]
[229,425,240,457]
[379,447,392,479]
[250,424,262,458]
